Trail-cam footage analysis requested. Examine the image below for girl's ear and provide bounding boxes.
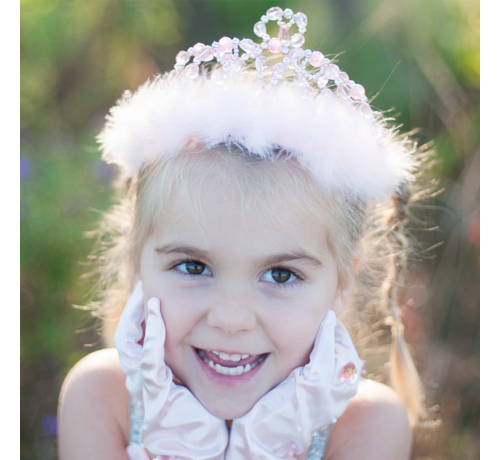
[350,241,363,276]
[331,243,363,315]
[129,245,142,286]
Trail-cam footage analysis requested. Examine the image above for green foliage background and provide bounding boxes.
[20,1,479,459]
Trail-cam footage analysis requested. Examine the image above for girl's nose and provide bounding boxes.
[206,288,257,335]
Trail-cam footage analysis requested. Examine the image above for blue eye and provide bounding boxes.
[176,261,212,276]
[261,268,298,284]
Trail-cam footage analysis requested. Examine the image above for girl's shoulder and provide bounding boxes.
[325,379,412,460]
[58,348,130,459]
[58,354,411,460]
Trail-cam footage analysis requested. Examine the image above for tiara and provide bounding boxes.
[98,6,415,201]
[172,6,372,118]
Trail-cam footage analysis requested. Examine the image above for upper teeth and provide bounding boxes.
[211,351,250,361]
[199,352,267,375]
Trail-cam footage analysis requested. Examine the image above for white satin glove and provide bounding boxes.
[114,282,229,460]
[225,310,361,460]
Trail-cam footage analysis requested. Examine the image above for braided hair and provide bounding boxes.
[385,182,425,426]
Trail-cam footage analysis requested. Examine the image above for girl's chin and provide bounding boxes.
[196,394,259,420]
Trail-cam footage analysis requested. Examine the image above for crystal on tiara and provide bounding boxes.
[266,6,283,20]
[337,84,351,99]
[240,38,256,55]
[289,48,305,67]
[199,46,215,62]
[170,6,370,115]
[294,12,308,28]
[339,71,349,84]
[272,62,286,79]
[255,55,268,73]
[175,51,191,66]
[254,21,267,38]
[184,63,199,79]
[290,33,305,48]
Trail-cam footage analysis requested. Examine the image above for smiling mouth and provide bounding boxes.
[196,348,268,376]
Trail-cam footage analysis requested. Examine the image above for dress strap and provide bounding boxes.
[129,395,144,445]
[306,423,334,460]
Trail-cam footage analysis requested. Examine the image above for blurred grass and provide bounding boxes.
[20,1,479,459]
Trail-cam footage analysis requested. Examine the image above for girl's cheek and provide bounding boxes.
[159,291,204,331]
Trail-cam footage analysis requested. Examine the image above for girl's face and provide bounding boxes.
[139,181,355,419]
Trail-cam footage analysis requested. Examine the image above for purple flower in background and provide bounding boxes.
[20,155,32,181]
[90,159,117,181]
[98,162,117,180]
[42,414,58,436]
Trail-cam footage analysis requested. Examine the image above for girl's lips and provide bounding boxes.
[193,347,268,384]
[200,349,264,367]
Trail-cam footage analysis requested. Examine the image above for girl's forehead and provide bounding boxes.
[154,152,328,227]
[153,178,331,257]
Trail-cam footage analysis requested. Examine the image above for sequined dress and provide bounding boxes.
[128,396,334,460]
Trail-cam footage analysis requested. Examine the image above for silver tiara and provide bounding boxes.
[171,6,372,118]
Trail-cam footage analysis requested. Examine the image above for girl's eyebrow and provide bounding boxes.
[155,244,322,269]
[258,251,322,269]
[154,244,212,262]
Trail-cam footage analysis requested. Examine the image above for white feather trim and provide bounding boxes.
[97,71,416,201]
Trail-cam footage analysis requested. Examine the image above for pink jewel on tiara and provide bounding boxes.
[268,37,283,54]
[278,24,290,43]
[191,43,205,57]
[171,6,372,118]
[218,36,234,53]
[339,362,358,384]
[309,51,325,68]
[350,84,366,101]
[324,64,340,80]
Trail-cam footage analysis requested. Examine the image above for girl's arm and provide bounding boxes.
[324,379,412,460]
[58,348,146,460]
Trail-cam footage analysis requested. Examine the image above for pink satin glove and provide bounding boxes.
[125,444,151,460]
[115,281,146,400]
[115,282,229,460]
[225,310,361,460]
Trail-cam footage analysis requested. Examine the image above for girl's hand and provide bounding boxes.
[226,310,361,460]
[125,444,151,460]
[115,282,229,460]
[114,281,146,399]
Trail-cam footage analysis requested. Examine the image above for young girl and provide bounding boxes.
[58,6,425,460]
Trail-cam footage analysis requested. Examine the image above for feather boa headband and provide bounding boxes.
[98,6,415,201]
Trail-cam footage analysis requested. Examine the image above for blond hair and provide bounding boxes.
[87,141,428,426]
